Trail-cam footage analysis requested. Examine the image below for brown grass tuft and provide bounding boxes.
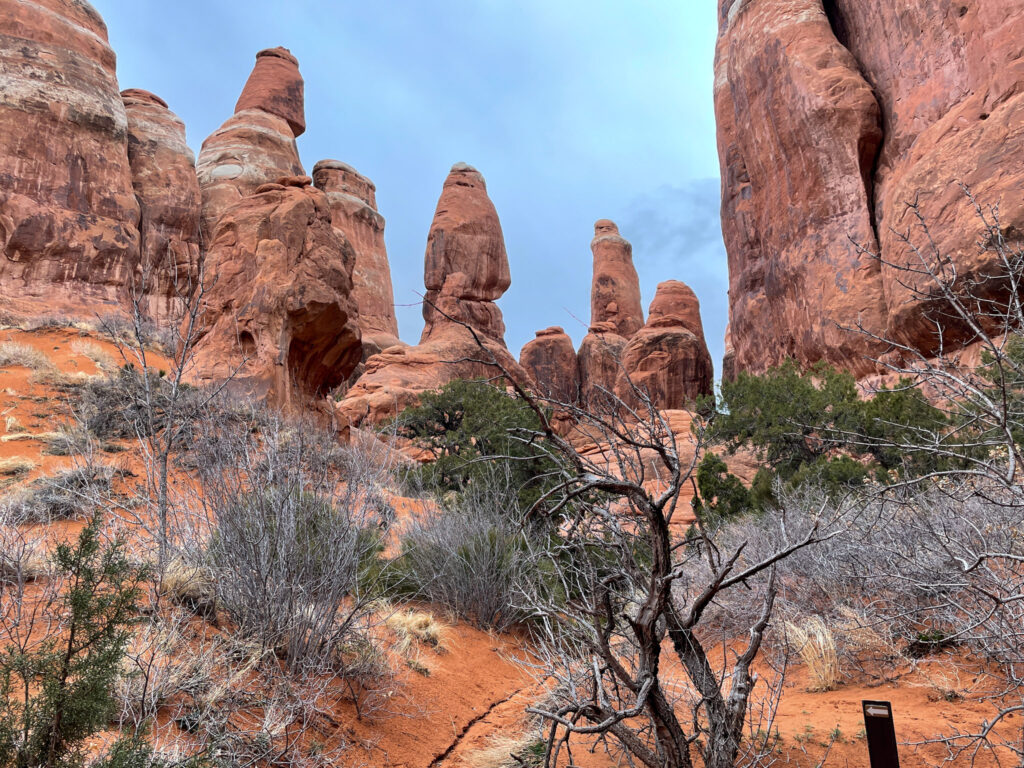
[787,615,840,692]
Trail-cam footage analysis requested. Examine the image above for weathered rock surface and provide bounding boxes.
[196,47,305,241]
[338,164,529,427]
[189,176,361,409]
[121,89,200,323]
[421,163,510,344]
[520,327,579,403]
[577,322,628,412]
[234,47,305,137]
[717,0,1024,376]
[312,159,400,356]
[616,281,713,410]
[0,0,141,319]
[590,220,644,340]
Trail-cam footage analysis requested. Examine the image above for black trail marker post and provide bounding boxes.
[863,700,900,768]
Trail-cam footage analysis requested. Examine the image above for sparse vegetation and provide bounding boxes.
[786,616,840,691]
[0,340,54,372]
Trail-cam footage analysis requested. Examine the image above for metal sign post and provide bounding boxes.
[863,700,900,768]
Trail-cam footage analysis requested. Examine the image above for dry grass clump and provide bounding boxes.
[0,457,37,478]
[0,341,54,372]
[4,415,25,433]
[70,339,115,371]
[786,615,840,692]
[158,558,218,617]
[464,732,547,768]
[2,431,61,444]
[386,608,447,653]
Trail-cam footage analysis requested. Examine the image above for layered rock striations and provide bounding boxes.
[312,160,400,356]
[0,0,140,319]
[338,163,528,427]
[590,220,644,340]
[189,176,362,409]
[616,281,713,410]
[520,327,579,403]
[121,89,201,323]
[717,0,1024,376]
[577,321,628,412]
[196,47,305,241]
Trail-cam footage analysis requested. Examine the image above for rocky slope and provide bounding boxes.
[716,0,1024,378]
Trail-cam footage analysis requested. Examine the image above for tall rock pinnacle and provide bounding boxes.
[196,47,305,240]
[421,163,511,344]
[590,220,644,339]
[313,160,400,356]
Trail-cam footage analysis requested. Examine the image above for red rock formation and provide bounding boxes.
[121,89,200,324]
[577,322,628,412]
[196,47,305,241]
[189,176,361,409]
[421,163,511,343]
[312,160,400,355]
[616,281,713,410]
[520,327,579,403]
[0,0,140,320]
[717,0,1024,376]
[722,322,736,382]
[590,220,644,340]
[338,164,529,427]
[234,47,305,137]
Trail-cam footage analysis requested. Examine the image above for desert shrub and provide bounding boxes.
[392,379,564,515]
[21,465,113,521]
[195,414,390,673]
[712,359,952,493]
[786,616,840,691]
[0,457,35,478]
[78,363,202,444]
[0,341,54,372]
[0,514,147,768]
[393,480,541,631]
[693,451,753,520]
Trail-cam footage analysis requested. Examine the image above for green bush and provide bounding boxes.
[392,379,564,516]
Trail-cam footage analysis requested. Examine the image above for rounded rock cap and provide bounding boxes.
[120,88,168,108]
[594,219,620,236]
[535,326,567,337]
[234,45,305,137]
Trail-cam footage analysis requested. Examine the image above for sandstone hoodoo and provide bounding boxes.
[520,327,579,404]
[338,163,529,427]
[196,47,305,241]
[716,0,1024,378]
[421,162,511,343]
[312,160,401,356]
[0,0,140,320]
[189,176,362,409]
[590,219,644,340]
[122,89,201,324]
[616,280,713,410]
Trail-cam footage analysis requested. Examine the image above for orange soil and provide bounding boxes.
[0,327,1012,767]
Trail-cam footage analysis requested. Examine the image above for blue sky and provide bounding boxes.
[94,0,728,373]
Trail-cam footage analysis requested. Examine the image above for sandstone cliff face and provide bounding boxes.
[190,177,362,409]
[196,47,305,241]
[520,327,579,403]
[590,220,644,340]
[122,89,200,324]
[338,164,528,427]
[0,0,140,319]
[717,0,1024,376]
[616,281,713,410]
[312,160,400,356]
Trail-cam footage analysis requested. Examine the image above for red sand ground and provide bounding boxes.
[0,327,1012,767]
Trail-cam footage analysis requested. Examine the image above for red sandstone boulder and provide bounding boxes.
[189,177,361,409]
[717,0,1024,376]
[338,163,529,427]
[121,89,201,324]
[616,281,713,410]
[590,220,644,340]
[520,327,579,403]
[577,322,628,412]
[196,47,305,241]
[312,160,401,356]
[0,0,140,320]
[421,163,510,343]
